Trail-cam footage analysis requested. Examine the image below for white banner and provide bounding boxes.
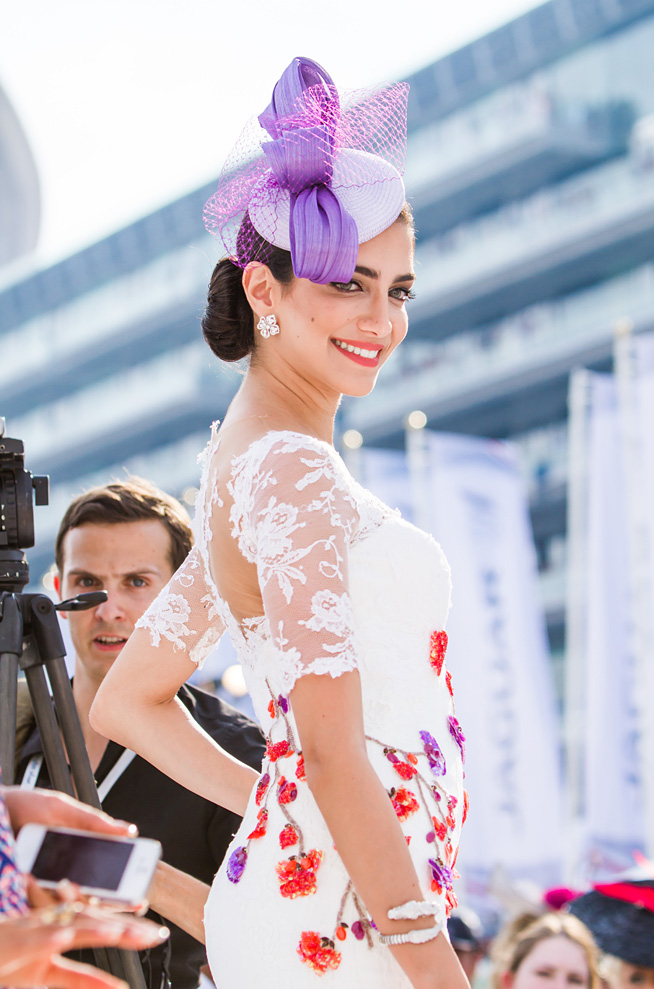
[360,432,562,892]
[615,331,654,857]
[580,372,644,869]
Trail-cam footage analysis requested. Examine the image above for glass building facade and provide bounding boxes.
[3,0,654,681]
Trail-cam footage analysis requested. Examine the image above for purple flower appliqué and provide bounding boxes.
[277,694,289,714]
[227,846,248,883]
[448,716,466,762]
[419,730,447,777]
[429,858,454,892]
[351,921,366,940]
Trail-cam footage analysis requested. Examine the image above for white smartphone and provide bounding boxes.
[15,824,162,906]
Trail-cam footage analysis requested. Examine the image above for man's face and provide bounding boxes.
[57,520,174,685]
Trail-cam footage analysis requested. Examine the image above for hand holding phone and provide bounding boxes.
[15,825,162,907]
[0,904,169,989]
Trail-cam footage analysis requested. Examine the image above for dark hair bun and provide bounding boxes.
[202,257,254,362]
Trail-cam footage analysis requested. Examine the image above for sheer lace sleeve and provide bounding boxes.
[229,433,361,693]
[135,545,226,668]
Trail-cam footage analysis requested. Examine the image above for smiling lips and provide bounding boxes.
[332,338,383,367]
[94,634,128,652]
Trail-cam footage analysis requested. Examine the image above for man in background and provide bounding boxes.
[447,908,486,985]
[16,478,264,989]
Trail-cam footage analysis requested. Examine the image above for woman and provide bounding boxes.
[491,912,599,988]
[92,57,468,988]
[569,876,654,988]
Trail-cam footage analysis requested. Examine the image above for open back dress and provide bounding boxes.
[137,425,467,987]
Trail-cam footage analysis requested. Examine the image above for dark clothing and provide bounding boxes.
[17,683,265,989]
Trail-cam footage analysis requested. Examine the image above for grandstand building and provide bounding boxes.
[3,0,654,682]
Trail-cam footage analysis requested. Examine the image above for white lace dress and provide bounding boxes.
[137,427,467,987]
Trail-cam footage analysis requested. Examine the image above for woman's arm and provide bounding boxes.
[147,862,209,943]
[92,630,257,816]
[292,671,468,989]
[91,547,258,816]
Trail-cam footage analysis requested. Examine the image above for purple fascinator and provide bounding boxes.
[203,57,408,284]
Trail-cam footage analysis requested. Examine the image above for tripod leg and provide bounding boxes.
[47,656,101,807]
[0,652,19,783]
[22,605,149,989]
[23,650,75,798]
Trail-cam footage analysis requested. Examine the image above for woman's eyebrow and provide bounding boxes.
[354,265,379,279]
[354,266,415,282]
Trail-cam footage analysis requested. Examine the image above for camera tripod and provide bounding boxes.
[0,422,148,989]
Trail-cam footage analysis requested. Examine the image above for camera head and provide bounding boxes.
[0,417,49,592]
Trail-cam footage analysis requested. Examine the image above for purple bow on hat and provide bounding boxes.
[257,57,358,284]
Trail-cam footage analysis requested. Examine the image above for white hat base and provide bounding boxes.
[249,148,406,253]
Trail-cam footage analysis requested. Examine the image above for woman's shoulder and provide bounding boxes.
[223,426,344,485]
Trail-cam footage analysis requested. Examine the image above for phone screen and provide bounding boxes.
[32,832,133,891]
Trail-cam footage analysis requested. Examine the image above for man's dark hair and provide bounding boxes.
[55,477,193,574]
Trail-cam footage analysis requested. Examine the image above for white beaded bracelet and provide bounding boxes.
[387,899,443,921]
[377,924,443,947]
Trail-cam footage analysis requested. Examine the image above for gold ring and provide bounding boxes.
[41,901,85,927]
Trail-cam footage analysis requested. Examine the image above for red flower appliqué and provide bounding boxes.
[279,824,298,849]
[276,849,322,899]
[255,773,270,806]
[430,630,448,675]
[385,748,417,780]
[295,753,306,781]
[462,790,469,825]
[390,787,419,822]
[278,777,298,804]
[445,670,454,697]
[247,808,267,840]
[430,817,448,842]
[446,887,459,916]
[297,931,341,974]
[267,739,293,761]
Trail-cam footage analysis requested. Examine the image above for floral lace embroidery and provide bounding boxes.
[135,546,225,666]
[227,433,363,691]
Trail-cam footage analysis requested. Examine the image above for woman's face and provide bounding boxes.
[269,219,415,399]
[503,936,591,989]
[612,962,654,987]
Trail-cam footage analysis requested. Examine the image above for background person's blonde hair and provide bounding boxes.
[491,911,600,989]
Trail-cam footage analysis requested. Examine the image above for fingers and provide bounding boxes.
[0,908,167,988]
[0,923,76,980]
[62,908,169,951]
[44,956,129,989]
[26,875,60,910]
[27,877,88,910]
[3,787,138,837]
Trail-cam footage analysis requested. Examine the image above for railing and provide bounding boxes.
[406,82,630,197]
[0,238,212,387]
[411,151,654,312]
[31,430,210,560]
[11,342,237,464]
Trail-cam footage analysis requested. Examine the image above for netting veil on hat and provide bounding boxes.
[203,57,409,284]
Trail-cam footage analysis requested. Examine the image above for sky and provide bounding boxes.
[2,0,543,265]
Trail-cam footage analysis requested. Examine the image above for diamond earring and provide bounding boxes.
[257,314,280,338]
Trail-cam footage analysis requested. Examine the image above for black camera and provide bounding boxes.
[0,417,49,591]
